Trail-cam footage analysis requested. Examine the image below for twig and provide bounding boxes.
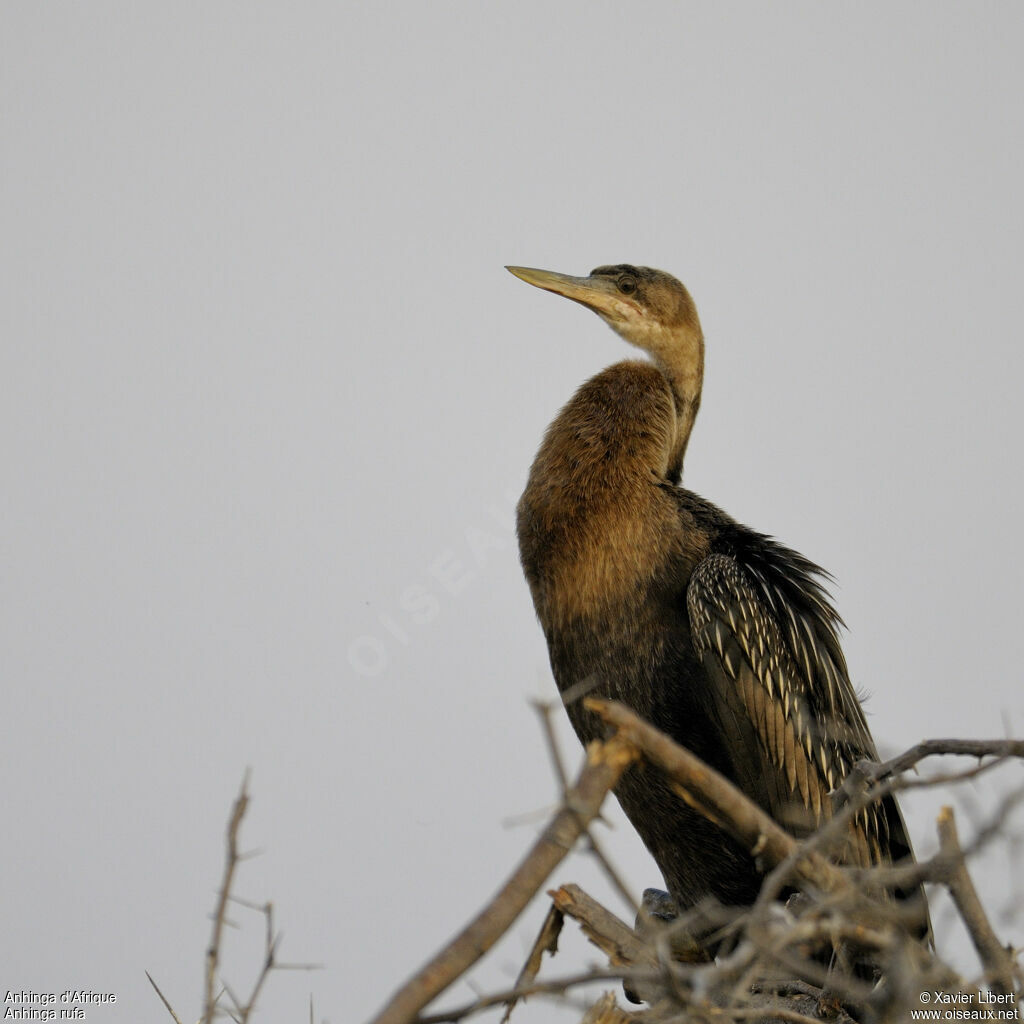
[585,699,850,897]
[236,902,279,1022]
[857,784,1024,894]
[835,740,1024,809]
[415,967,642,1024]
[531,700,570,795]
[579,833,639,920]
[751,738,1024,928]
[549,884,655,973]
[204,771,251,1023]
[372,706,1023,1024]
[869,739,1024,780]
[936,806,1018,996]
[146,971,184,1024]
[500,903,564,1023]
[365,736,636,1024]
[533,700,638,915]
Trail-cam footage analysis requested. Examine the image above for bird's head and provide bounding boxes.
[509,263,705,482]
[506,263,703,373]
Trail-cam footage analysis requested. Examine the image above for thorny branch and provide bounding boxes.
[149,774,319,1024]
[845,740,1024,794]
[533,699,639,916]
[204,773,251,1021]
[368,701,1023,1024]
[365,735,636,1024]
[937,806,1019,996]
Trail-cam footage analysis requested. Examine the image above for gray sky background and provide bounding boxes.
[3,4,1023,1022]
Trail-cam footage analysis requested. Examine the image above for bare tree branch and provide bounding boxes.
[148,774,321,1024]
[367,700,1024,1024]
[833,739,1024,813]
[415,968,641,1024]
[500,903,564,1023]
[585,698,851,897]
[204,772,251,1023]
[550,885,655,973]
[532,700,638,915]
[365,736,636,1024]
[863,739,1024,784]
[937,805,1019,996]
[146,971,184,1024]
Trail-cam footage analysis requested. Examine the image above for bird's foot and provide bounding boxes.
[624,888,712,1004]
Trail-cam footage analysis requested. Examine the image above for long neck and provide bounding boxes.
[651,333,704,484]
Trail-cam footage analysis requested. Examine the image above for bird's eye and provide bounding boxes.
[618,276,637,294]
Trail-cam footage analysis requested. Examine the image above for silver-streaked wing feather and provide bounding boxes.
[687,551,884,866]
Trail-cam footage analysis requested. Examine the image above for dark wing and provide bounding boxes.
[686,547,894,868]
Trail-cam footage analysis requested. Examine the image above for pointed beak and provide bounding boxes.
[505,266,639,323]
